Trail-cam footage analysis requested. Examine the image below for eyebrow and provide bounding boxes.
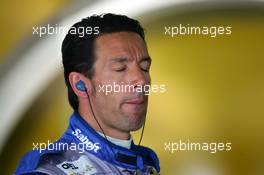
[110,57,128,63]
[110,56,152,63]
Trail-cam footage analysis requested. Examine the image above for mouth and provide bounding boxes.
[123,97,145,105]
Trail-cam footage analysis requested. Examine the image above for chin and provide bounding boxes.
[129,124,143,132]
[127,114,146,131]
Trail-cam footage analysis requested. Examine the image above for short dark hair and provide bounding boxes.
[62,13,145,111]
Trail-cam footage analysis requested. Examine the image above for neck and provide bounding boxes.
[97,131,132,149]
[78,100,130,140]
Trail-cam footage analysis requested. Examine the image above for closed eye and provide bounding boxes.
[140,60,151,72]
[115,66,127,72]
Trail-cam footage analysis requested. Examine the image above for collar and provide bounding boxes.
[97,131,133,149]
[62,111,160,172]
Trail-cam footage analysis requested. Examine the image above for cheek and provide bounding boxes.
[94,84,122,111]
[144,73,151,83]
[93,73,131,107]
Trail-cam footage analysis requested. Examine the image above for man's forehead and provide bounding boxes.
[94,32,148,61]
[95,32,146,50]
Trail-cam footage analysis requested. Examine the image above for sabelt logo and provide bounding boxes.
[72,129,100,153]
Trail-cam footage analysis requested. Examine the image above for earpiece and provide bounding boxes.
[76,80,86,92]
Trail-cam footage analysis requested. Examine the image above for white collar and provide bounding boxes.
[97,132,132,149]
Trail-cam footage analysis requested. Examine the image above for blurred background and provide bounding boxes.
[0,0,264,174]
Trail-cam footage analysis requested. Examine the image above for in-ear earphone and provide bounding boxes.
[76,80,86,92]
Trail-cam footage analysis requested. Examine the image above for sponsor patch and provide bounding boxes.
[57,155,97,175]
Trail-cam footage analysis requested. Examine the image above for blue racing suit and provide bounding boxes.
[15,112,160,174]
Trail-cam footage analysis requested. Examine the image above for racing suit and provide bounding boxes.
[15,112,160,174]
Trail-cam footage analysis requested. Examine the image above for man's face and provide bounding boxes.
[90,32,151,133]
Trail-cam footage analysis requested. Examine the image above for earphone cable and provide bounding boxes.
[84,88,146,174]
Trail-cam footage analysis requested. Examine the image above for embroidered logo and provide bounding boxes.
[57,155,97,174]
[72,129,100,153]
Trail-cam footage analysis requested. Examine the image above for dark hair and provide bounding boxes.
[62,13,145,111]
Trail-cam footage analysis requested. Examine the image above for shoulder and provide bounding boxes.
[14,138,71,175]
[15,148,106,175]
[15,149,64,175]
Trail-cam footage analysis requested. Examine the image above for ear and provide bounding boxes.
[69,72,93,98]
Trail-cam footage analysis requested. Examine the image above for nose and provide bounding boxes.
[127,64,149,89]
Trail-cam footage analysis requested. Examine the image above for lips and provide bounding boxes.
[124,97,145,105]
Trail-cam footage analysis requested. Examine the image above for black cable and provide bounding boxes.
[135,111,146,175]
[84,88,146,174]
[85,90,122,174]
[138,117,145,146]
[86,92,113,150]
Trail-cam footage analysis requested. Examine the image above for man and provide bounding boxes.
[15,13,160,175]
